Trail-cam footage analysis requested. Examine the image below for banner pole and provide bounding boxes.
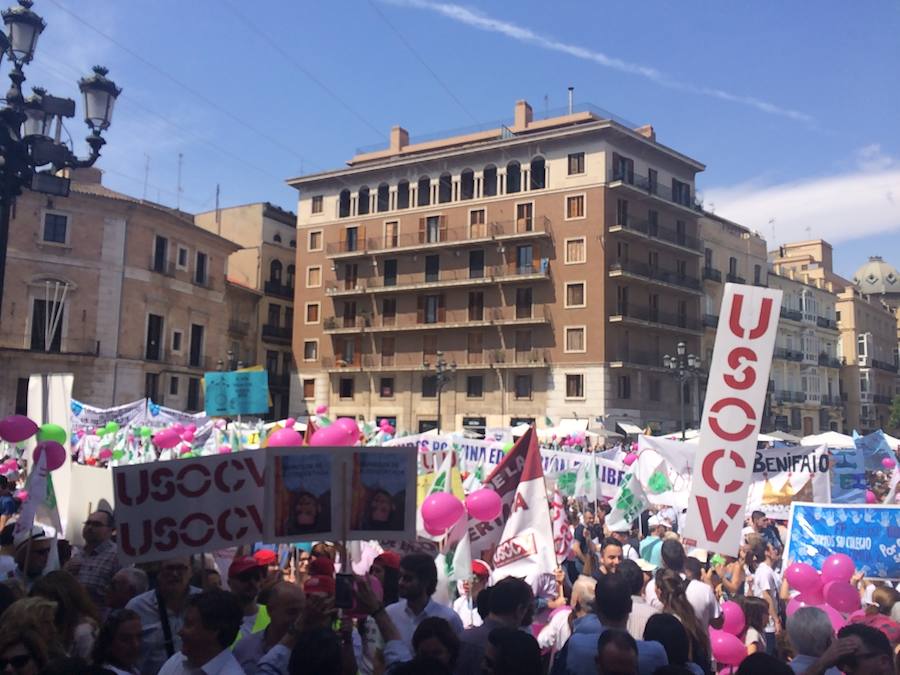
[341,459,350,571]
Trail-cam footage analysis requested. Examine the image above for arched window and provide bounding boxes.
[397,180,410,209]
[289,239,296,248]
[506,161,521,194]
[339,189,351,218]
[417,176,431,207]
[530,156,546,190]
[460,169,475,200]
[377,183,390,212]
[438,172,452,203]
[270,260,283,282]
[483,164,497,197]
[286,264,295,289]
[358,186,370,215]
[273,233,282,243]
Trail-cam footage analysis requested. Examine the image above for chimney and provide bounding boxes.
[635,124,656,141]
[390,126,409,153]
[514,100,533,130]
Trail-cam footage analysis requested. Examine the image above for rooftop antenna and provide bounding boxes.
[543,94,549,119]
[176,152,183,211]
[215,183,221,231]
[567,86,574,115]
[142,154,150,201]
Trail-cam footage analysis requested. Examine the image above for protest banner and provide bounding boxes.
[349,447,416,540]
[785,502,900,579]
[684,284,782,554]
[748,445,830,516]
[204,370,269,416]
[65,464,115,547]
[113,451,266,563]
[266,448,338,543]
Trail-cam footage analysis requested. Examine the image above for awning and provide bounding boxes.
[617,422,644,435]
[558,418,589,433]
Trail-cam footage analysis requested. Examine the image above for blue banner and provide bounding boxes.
[787,502,900,579]
[204,371,270,416]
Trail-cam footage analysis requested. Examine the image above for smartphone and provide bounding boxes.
[334,573,354,609]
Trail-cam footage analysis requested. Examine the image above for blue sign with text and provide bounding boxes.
[204,371,269,416]
[786,502,900,579]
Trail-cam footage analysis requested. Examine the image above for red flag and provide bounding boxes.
[303,419,318,446]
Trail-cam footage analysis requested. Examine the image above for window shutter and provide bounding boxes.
[439,215,448,241]
[438,294,446,322]
[418,218,426,244]
[417,296,424,324]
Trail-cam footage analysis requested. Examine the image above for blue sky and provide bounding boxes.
[26,0,900,279]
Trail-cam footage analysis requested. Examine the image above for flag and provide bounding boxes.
[573,455,597,501]
[14,448,61,540]
[606,468,649,533]
[448,527,473,582]
[550,487,574,562]
[491,429,557,583]
[303,419,317,445]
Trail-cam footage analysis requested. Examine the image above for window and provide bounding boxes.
[384,221,399,248]
[729,256,738,276]
[516,202,533,232]
[268,304,281,327]
[187,377,201,411]
[308,230,322,251]
[677,300,687,327]
[189,324,204,368]
[438,173,452,203]
[343,226,359,252]
[303,340,318,360]
[754,265,762,285]
[176,246,189,269]
[380,377,395,398]
[171,330,183,353]
[341,301,357,327]
[397,181,410,209]
[612,153,634,183]
[381,336,395,366]
[515,374,533,399]
[704,248,713,269]
[566,374,584,398]
[377,183,389,212]
[616,198,628,226]
[306,266,321,287]
[565,326,585,352]
[649,378,661,401]
[515,287,533,319]
[460,169,475,200]
[467,375,484,399]
[421,375,437,398]
[358,186,370,215]
[506,161,521,193]
[269,260,283,284]
[469,209,486,238]
[338,189,351,217]
[515,331,532,356]
[565,282,585,308]
[648,209,659,235]
[290,239,296,248]
[676,259,687,278]
[530,156,546,190]
[145,314,163,361]
[305,303,320,323]
[417,176,431,207]
[468,291,484,321]
[311,195,323,214]
[617,286,629,314]
[423,334,438,357]
[483,165,497,197]
[274,233,282,243]
[195,252,208,285]
[169,376,179,397]
[425,255,440,282]
[566,195,585,219]
[672,179,692,206]
[343,263,358,290]
[145,373,160,401]
[469,250,485,279]
[565,237,585,264]
[382,298,396,325]
[153,235,168,273]
[42,212,68,244]
[339,377,354,399]
[419,294,443,324]
[467,332,483,363]
[617,375,631,399]
[648,250,659,270]
[303,379,315,399]
[383,259,397,287]
[516,244,533,274]
[287,265,295,289]
[567,152,585,175]
[648,168,658,194]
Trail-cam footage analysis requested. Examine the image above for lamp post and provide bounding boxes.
[216,349,244,372]
[424,350,456,433]
[0,0,121,313]
[664,341,702,441]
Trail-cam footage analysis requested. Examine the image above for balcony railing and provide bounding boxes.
[610,169,701,211]
[816,316,838,330]
[0,332,100,357]
[871,359,899,373]
[325,217,552,256]
[264,280,294,299]
[817,353,843,369]
[874,393,893,405]
[820,395,842,407]
[609,305,700,331]
[608,350,666,368]
[774,390,806,403]
[322,347,550,371]
[608,259,701,291]
[774,347,803,362]
[261,324,292,342]
[726,273,746,284]
[703,314,719,328]
[703,267,722,282]
[323,306,552,332]
[609,218,702,252]
[780,307,802,321]
[148,256,175,277]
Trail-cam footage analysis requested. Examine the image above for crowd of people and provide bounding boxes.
[0,498,896,674]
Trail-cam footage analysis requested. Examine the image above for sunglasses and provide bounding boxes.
[0,653,32,669]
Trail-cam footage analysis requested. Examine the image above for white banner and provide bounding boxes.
[683,284,782,554]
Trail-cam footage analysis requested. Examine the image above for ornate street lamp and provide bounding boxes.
[423,350,457,433]
[664,341,703,441]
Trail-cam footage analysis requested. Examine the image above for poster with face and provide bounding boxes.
[349,447,416,540]
[266,448,338,542]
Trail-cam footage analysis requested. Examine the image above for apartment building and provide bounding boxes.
[852,256,900,403]
[0,168,245,413]
[195,202,297,418]
[289,100,705,434]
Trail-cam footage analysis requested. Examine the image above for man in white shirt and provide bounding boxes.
[385,553,463,648]
[644,540,721,630]
[159,589,245,675]
[750,541,782,654]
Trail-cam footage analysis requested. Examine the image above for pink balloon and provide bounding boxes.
[882,457,897,470]
[865,490,877,504]
[424,520,445,537]
[421,492,465,531]
[382,425,395,435]
[0,415,39,443]
[153,429,180,449]
[268,426,303,447]
[821,553,855,584]
[847,609,867,622]
[179,444,192,455]
[76,429,86,438]
[315,404,328,414]
[181,430,195,443]
[720,601,745,636]
[186,423,197,433]
[824,581,860,613]
[98,448,113,461]
[785,562,822,593]
[14,490,28,502]
[172,424,185,434]
[33,441,66,472]
[709,629,746,666]
[285,418,296,428]
[218,445,232,454]
[818,603,846,632]
[623,453,637,466]
[466,489,502,521]
[310,424,355,447]
[335,417,360,437]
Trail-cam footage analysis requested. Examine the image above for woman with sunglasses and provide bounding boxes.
[92,608,142,675]
[0,625,49,675]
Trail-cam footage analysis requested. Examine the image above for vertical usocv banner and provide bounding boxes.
[683,283,782,555]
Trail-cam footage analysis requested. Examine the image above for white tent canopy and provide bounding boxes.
[882,432,900,449]
[617,422,644,436]
[801,431,855,448]
[558,418,589,433]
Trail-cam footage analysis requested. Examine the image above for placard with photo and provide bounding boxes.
[348,447,416,540]
[266,448,339,542]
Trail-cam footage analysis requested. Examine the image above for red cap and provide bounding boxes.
[309,555,335,577]
[472,560,491,578]
[373,551,401,571]
[228,556,264,578]
[253,549,277,566]
[304,575,335,597]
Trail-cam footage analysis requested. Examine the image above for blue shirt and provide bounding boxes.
[0,495,16,516]
[551,615,668,675]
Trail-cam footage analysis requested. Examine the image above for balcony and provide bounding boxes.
[774,390,806,404]
[326,260,550,297]
[871,358,899,373]
[608,259,701,293]
[607,219,702,254]
[874,393,893,405]
[322,306,552,334]
[820,395,842,407]
[725,273,746,284]
[148,256,175,277]
[780,307,802,322]
[609,305,701,334]
[0,332,100,357]
[702,314,719,328]
[261,324,292,344]
[608,350,668,370]
[816,316,838,330]
[703,267,722,282]
[264,280,294,300]
[817,353,843,369]
[325,217,552,259]
[322,348,551,372]
[774,347,804,362]
[608,169,701,214]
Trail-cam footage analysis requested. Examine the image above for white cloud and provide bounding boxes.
[703,158,900,246]
[385,0,813,124]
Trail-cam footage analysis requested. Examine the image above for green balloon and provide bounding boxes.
[112,450,125,460]
[37,423,67,445]
[140,427,152,438]
[96,428,107,437]
[502,442,514,453]
[106,421,120,434]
